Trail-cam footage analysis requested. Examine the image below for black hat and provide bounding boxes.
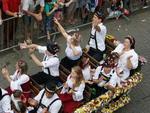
[95,11,105,21]
[0,88,2,97]
[102,61,112,68]
[46,41,59,55]
[45,82,56,93]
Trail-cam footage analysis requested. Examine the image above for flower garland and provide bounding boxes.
[74,72,143,113]
[101,94,131,113]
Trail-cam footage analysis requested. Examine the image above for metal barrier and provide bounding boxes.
[0,0,150,52]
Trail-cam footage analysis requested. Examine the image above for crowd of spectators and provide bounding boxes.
[0,0,149,49]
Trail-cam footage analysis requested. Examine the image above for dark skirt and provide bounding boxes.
[88,47,105,62]
[31,71,61,86]
[60,56,81,71]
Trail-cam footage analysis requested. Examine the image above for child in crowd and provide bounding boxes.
[54,0,65,21]
[107,0,123,19]
[44,0,59,39]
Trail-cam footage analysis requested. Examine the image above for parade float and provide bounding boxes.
[29,35,146,113]
[74,35,145,113]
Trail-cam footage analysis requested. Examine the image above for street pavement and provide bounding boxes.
[0,8,150,113]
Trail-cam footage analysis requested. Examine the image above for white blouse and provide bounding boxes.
[61,75,85,101]
[37,46,60,77]
[65,35,82,60]
[108,71,121,88]
[113,44,139,80]
[93,66,116,87]
[34,89,62,113]
[0,88,12,113]
[10,70,30,91]
[82,65,92,81]
[89,23,107,51]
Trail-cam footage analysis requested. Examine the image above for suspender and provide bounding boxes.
[99,67,114,82]
[88,31,98,50]
[47,98,60,110]
[44,55,57,76]
[37,90,46,110]
[37,90,60,111]
[0,93,9,101]
[0,88,9,101]
[94,31,98,50]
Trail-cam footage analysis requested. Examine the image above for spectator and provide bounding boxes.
[86,11,107,62]
[21,0,45,39]
[0,0,2,25]
[20,41,61,86]
[65,0,78,24]
[77,0,88,23]
[1,59,31,100]
[2,0,21,48]
[22,0,45,21]
[54,0,65,21]
[107,0,123,19]
[54,17,82,71]
[28,82,62,113]
[86,0,98,13]
[59,66,85,113]
[44,0,59,40]
[0,88,12,113]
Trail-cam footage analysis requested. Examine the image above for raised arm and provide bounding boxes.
[46,3,58,17]
[20,41,39,50]
[65,0,74,7]
[54,17,69,39]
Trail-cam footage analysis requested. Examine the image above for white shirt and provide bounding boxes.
[82,65,92,81]
[10,70,30,91]
[0,88,12,113]
[61,75,85,101]
[65,35,82,60]
[108,72,121,88]
[93,66,115,87]
[37,46,60,77]
[22,0,45,11]
[34,89,62,113]
[113,44,138,80]
[89,23,107,51]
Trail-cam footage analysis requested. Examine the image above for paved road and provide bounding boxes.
[0,8,150,113]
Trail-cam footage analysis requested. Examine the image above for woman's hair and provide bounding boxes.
[72,33,80,46]
[15,101,27,113]
[11,91,26,113]
[125,36,135,49]
[13,90,22,98]
[72,66,84,88]
[45,0,52,2]
[103,52,120,68]
[17,59,28,74]
[79,56,89,69]
[94,11,105,22]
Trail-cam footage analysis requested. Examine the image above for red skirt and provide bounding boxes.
[59,93,81,113]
